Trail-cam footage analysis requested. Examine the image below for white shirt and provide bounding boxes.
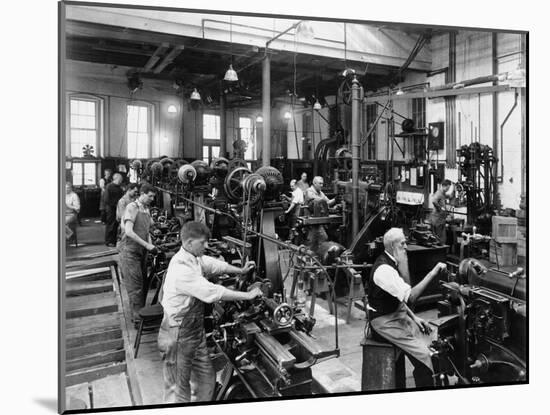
[291,188,304,205]
[161,247,232,327]
[65,192,80,214]
[373,251,411,303]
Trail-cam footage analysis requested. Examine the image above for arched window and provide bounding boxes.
[127,102,153,158]
[69,94,102,158]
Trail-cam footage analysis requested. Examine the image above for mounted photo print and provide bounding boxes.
[59,0,528,413]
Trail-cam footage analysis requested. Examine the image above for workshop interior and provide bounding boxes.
[60,2,527,412]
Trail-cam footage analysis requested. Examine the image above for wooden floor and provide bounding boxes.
[64,258,135,410]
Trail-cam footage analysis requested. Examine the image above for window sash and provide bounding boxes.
[72,162,97,186]
[203,114,221,140]
[69,98,98,158]
[127,105,150,159]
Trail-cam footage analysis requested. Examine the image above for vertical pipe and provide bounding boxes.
[262,55,271,166]
[351,76,360,237]
[219,83,227,158]
[492,32,499,206]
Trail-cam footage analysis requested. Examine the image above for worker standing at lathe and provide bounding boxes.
[158,221,263,404]
[430,179,452,243]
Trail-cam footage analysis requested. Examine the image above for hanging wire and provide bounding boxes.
[230,15,233,66]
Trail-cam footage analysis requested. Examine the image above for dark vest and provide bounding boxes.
[367,252,402,320]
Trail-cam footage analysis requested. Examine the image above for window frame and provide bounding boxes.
[68,94,103,158]
[126,101,154,159]
[71,160,100,187]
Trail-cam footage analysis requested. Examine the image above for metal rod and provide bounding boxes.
[499,91,519,181]
[262,55,271,166]
[220,83,227,158]
[351,76,360,238]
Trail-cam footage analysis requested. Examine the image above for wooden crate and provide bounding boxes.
[490,242,518,266]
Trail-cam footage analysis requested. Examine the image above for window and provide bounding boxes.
[70,97,99,157]
[412,98,426,129]
[72,162,97,186]
[203,114,221,140]
[363,104,377,160]
[127,104,150,158]
[202,145,220,164]
[240,117,255,160]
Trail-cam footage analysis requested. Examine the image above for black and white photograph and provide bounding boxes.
[54,0,532,413]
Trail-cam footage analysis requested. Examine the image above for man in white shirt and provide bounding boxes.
[65,182,80,240]
[158,221,263,403]
[285,179,304,228]
[304,176,337,207]
[367,228,446,388]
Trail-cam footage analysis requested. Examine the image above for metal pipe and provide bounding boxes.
[262,55,271,166]
[351,76,360,237]
[219,83,227,158]
[499,91,519,181]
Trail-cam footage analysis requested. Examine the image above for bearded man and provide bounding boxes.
[367,228,447,388]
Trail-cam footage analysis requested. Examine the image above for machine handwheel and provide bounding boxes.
[224,167,251,202]
[338,78,353,105]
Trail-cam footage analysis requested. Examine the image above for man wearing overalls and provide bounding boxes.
[430,180,452,243]
[119,183,158,325]
[158,221,263,403]
[367,228,447,387]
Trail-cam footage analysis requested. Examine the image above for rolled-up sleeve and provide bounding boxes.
[177,275,228,304]
[199,255,233,275]
[373,264,411,303]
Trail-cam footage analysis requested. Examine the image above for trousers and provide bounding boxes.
[105,206,119,245]
[371,303,436,388]
[120,248,148,322]
[158,305,215,403]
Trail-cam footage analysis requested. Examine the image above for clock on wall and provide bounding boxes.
[428,121,444,150]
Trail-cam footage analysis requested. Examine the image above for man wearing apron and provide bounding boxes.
[430,179,452,243]
[367,228,447,387]
[158,221,263,403]
[119,183,157,325]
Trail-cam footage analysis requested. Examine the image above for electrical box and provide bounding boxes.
[428,122,444,150]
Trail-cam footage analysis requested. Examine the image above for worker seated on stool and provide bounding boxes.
[367,228,447,388]
[65,182,80,241]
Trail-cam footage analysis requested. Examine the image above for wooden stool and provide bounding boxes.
[133,303,163,358]
[361,336,406,391]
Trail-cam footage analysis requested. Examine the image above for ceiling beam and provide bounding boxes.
[143,42,170,72]
[153,45,185,74]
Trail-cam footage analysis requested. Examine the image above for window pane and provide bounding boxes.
[240,117,252,140]
[211,146,220,158]
[127,105,150,158]
[83,163,97,186]
[72,163,83,186]
[203,146,210,163]
[70,98,98,157]
[203,114,220,140]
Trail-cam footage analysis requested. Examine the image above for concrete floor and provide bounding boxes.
[65,219,442,405]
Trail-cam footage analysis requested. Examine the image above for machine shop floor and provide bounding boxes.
[66,219,439,404]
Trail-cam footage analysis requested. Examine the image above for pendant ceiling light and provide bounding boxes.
[190,88,201,101]
[295,21,315,40]
[224,16,239,82]
[313,99,322,110]
[256,115,263,123]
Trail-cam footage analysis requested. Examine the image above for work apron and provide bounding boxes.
[158,297,214,403]
[119,208,151,321]
[370,303,435,371]
[430,211,447,241]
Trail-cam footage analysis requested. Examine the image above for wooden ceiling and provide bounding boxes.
[65,19,423,108]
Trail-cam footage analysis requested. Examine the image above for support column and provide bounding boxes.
[351,76,361,238]
[219,84,227,158]
[262,55,271,166]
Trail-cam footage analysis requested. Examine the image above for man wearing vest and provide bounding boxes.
[367,228,447,388]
